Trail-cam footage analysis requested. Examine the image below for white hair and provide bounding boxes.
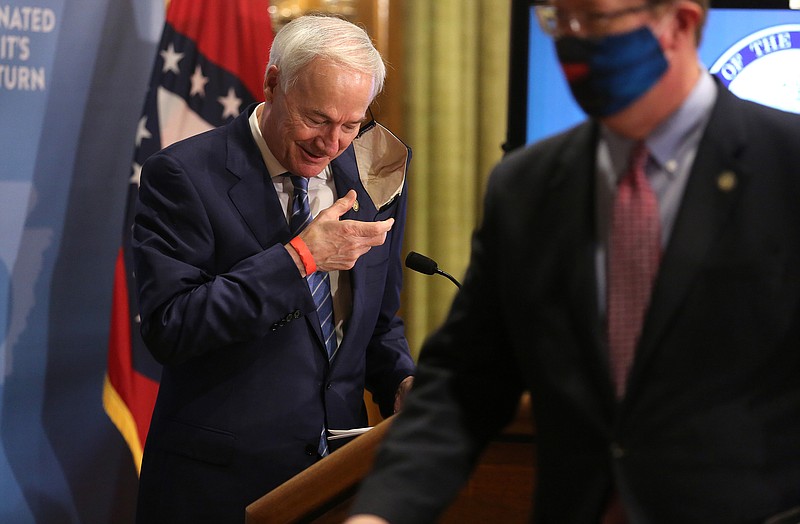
[267,14,386,100]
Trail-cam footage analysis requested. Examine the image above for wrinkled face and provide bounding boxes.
[259,58,374,178]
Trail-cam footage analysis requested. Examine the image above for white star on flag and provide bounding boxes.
[218,87,242,119]
[160,43,184,74]
[190,65,209,97]
[131,162,142,187]
[135,116,152,147]
[107,0,272,480]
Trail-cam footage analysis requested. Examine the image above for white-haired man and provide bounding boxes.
[134,15,414,522]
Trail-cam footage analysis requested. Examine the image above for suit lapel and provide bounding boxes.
[225,106,325,349]
[330,147,371,361]
[561,125,605,361]
[226,106,289,250]
[332,146,363,216]
[543,123,618,415]
[626,88,749,399]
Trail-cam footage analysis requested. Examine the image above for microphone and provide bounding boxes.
[405,251,462,288]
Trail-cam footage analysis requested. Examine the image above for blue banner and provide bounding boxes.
[0,1,162,521]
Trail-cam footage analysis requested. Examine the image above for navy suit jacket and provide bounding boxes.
[133,105,415,523]
[352,86,800,523]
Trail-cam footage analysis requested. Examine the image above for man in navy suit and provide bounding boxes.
[347,0,800,523]
[133,14,415,523]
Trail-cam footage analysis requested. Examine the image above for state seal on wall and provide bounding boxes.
[710,24,800,114]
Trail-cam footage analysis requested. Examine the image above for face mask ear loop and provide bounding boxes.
[358,106,377,137]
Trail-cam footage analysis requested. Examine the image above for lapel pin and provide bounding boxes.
[717,170,737,193]
[353,199,359,212]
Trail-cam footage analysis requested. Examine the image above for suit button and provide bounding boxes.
[610,443,626,459]
[304,444,316,456]
[326,382,332,390]
[284,313,294,322]
[293,310,301,319]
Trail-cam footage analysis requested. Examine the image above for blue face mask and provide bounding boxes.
[555,25,668,117]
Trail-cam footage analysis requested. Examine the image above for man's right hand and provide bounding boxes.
[299,189,394,272]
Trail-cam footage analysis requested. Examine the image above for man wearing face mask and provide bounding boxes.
[345,0,800,523]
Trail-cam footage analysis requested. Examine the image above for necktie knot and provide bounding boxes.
[621,142,649,188]
[290,174,309,194]
[630,141,648,167]
[288,174,312,236]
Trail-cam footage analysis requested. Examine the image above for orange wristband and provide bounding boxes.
[289,236,316,275]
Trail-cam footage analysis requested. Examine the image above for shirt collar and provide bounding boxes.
[645,69,717,175]
[600,68,717,178]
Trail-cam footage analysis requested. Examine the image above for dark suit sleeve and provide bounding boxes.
[132,151,312,365]
[350,163,526,523]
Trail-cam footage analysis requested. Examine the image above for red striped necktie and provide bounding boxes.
[607,142,661,399]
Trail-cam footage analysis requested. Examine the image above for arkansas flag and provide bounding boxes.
[103,0,273,473]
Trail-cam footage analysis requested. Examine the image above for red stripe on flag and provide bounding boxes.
[167,0,273,102]
[107,0,274,474]
[105,248,159,470]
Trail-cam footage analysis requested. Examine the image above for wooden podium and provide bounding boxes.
[245,395,536,523]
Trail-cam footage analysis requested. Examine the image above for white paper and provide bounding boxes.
[327,427,373,440]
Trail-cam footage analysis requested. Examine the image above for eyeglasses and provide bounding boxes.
[534,2,658,38]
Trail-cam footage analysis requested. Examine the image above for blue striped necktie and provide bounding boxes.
[288,175,338,362]
[289,174,336,457]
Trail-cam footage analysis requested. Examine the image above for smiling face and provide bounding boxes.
[259,58,374,178]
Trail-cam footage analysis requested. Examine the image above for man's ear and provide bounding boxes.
[656,0,702,58]
[264,65,279,102]
[673,0,704,47]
